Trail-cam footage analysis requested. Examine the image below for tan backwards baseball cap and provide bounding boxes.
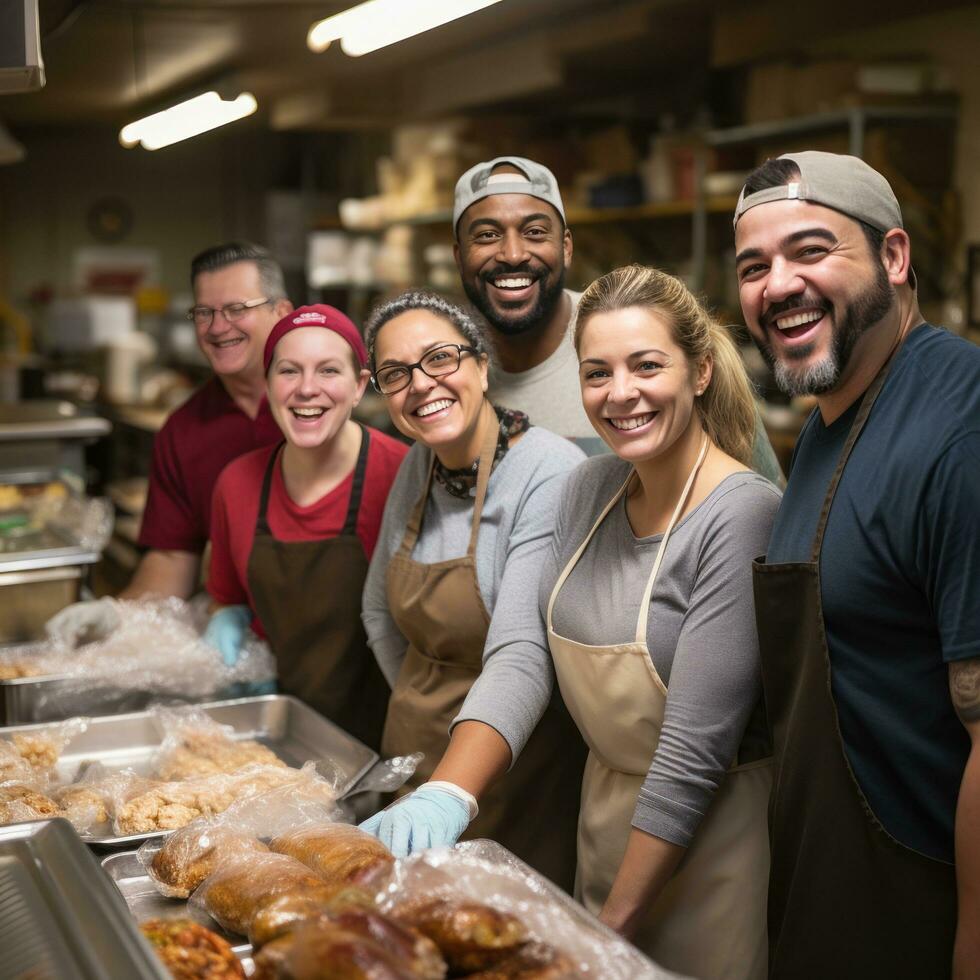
[453,156,565,236]
[734,151,915,288]
[733,151,904,232]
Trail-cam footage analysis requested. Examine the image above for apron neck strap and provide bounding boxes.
[255,441,287,534]
[340,424,370,536]
[808,341,903,563]
[635,435,709,644]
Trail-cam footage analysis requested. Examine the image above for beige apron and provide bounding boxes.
[382,408,584,889]
[547,439,771,979]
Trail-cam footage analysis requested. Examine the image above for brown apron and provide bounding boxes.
[548,438,771,979]
[753,353,958,979]
[381,410,584,890]
[247,428,390,752]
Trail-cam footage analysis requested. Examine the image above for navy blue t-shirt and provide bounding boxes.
[766,324,980,862]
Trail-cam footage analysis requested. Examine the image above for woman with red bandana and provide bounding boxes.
[204,305,407,751]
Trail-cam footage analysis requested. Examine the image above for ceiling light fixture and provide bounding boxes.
[119,91,257,151]
[308,0,504,56]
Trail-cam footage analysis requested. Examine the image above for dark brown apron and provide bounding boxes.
[381,408,584,891]
[753,354,958,979]
[247,428,390,752]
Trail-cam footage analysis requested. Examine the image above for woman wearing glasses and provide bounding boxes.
[205,305,407,751]
[359,291,585,887]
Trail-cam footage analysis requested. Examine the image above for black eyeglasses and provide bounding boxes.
[372,344,478,395]
[187,297,273,327]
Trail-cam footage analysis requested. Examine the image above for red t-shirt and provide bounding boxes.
[207,427,408,637]
[138,378,282,552]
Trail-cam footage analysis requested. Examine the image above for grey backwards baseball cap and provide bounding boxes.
[453,156,565,236]
[733,151,903,233]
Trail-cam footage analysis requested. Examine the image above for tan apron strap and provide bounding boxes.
[398,453,437,556]
[635,436,708,644]
[466,402,501,557]
[546,471,634,631]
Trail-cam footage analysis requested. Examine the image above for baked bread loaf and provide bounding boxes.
[392,898,527,974]
[463,942,581,979]
[270,824,394,886]
[150,825,269,898]
[248,882,376,948]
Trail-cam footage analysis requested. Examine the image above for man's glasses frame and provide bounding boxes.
[187,297,274,327]
[372,343,478,396]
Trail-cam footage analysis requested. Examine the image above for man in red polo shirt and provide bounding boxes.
[49,242,292,641]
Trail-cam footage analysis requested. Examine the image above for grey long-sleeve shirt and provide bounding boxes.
[457,454,780,846]
[361,427,584,688]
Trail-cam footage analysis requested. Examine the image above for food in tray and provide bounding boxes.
[197,852,329,936]
[270,824,395,886]
[151,826,270,899]
[0,783,60,823]
[157,729,286,781]
[0,662,43,681]
[55,784,110,827]
[116,765,302,835]
[251,910,447,980]
[463,942,582,979]
[248,882,377,948]
[139,917,246,980]
[392,898,528,974]
[0,481,66,511]
[8,731,61,771]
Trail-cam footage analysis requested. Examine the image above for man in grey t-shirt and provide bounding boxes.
[451,155,784,479]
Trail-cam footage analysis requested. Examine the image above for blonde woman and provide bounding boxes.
[363,267,780,979]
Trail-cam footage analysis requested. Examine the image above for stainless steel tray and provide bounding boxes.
[0,818,169,979]
[101,849,255,968]
[3,696,379,848]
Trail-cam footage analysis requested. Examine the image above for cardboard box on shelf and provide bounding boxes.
[745,58,858,123]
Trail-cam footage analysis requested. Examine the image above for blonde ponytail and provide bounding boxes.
[575,264,757,465]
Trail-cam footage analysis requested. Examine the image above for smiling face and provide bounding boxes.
[373,309,489,465]
[735,200,894,397]
[267,327,368,450]
[193,260,289,381]
[578,306,708,464]
[454,190,572,336]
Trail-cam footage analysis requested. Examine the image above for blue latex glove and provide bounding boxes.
[359,783,472,857]
[203,605,251,667]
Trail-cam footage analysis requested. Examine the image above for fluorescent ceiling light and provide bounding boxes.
[119,91,257,150]
[308,0,504,56]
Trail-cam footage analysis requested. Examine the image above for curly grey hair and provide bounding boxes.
[364,290,493,370]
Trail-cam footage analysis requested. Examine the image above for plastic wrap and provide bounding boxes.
[32,597,276,710]
[0,717,88,783]
[137,764,346,898]
[376,841,669,980]
[0,782,62,824]
[191,851,329,936]
[251,908,447,980]
[36,489,114,553]
[270,823,395,887]
[150,707,286,780]
[139,917,246,980]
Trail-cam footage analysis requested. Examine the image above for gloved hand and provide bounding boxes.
[46,598,120,648]
[358,781,476,857]
[203,605,252,667]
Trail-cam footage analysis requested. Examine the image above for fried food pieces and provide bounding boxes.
[248,882,376,948]
[198,853,328,936]
[139,917,245,980]
[392,898,527,974]
[151,826,269,899]
[270,825,395,887]
[55,785,109,828]
[0,783,59,823]
[157,729,285,782]
[252,910,446,980]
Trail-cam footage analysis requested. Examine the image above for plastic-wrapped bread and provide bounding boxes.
[140,917,246,980]
[147,825,269,899]
[270,824,394,886]
[392,897,527,974]
[251,910,446,980]
[248,882,377,948]
[463,942,583,979]
[192,852,327,936]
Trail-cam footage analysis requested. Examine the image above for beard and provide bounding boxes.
[756,262,894,398]
[462,263,567,336]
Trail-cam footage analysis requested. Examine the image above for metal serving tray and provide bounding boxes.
[2,696,378,848]
[0,818,169,979]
